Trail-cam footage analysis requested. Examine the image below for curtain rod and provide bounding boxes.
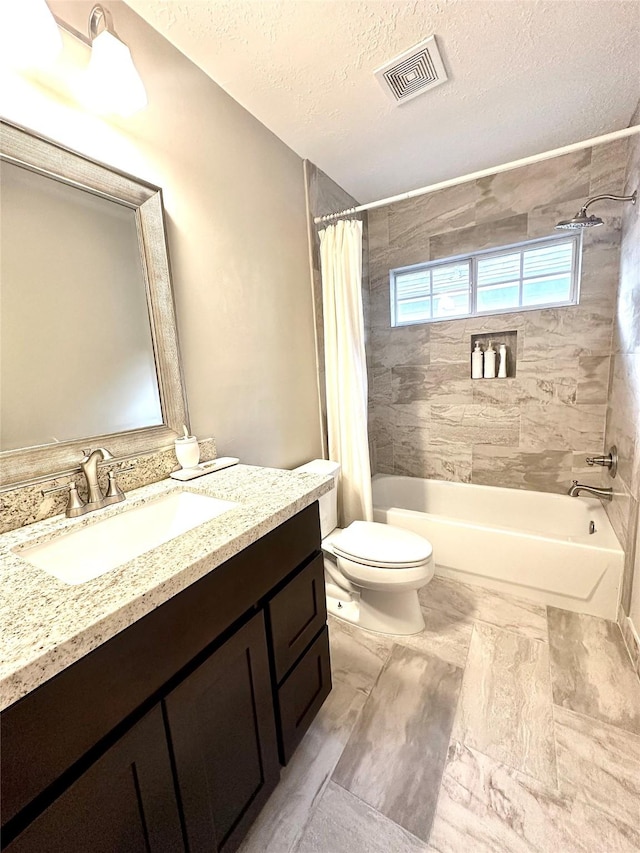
[314,125,640,224]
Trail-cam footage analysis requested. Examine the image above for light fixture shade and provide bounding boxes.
[0,0,62,70]
[86,30,147,117]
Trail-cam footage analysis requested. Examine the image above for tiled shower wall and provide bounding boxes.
[603,119,640,655]
[366,139,629,493]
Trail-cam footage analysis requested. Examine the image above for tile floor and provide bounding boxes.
[239,576,640,853]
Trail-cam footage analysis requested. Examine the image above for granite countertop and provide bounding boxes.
[0,464,332,712]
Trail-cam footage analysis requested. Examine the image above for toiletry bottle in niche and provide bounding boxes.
[498,343,508,378]
[471,341,484,379]
[484,341,496,379]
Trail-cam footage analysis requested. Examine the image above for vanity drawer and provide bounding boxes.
[267,553,326,683]
[276,627,331,764]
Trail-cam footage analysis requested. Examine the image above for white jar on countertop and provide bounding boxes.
[175,435,200,468]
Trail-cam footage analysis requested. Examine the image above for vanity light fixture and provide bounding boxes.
[0,0,62,70]
[84,4,148,117]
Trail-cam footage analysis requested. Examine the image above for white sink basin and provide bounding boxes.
[16,491,238,585]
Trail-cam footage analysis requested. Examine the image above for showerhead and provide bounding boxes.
[555,190,637,231]
[555,209,604,230]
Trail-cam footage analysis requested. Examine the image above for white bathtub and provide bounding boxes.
[372,474,624,619]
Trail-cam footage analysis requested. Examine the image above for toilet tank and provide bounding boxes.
[293,459,340,538]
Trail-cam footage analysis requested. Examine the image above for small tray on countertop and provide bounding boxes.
[170,457,240,481]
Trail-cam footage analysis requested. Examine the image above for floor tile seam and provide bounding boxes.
[380,624,469,670]
[447,737,640,844]
[330,670,377,699]
[613,616,640,684]
[425,741,453,850]
[292,764,342,850]
[292,683,372,849]
[329,779,433,848]
[449,733,571,803]
[471,614,549,644]
[420,599,549,645]
[551,699,640,741]
[548,670,562,793]
[417,638,469,846]
[555,702,640,743]
[551,770,640,836]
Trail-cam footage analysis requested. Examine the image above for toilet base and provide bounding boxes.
[326,587,425,636]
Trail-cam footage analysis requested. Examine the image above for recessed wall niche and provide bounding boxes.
[470,330,518,378]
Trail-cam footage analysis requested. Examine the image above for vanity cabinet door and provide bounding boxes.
[164,611,280,853]
[4,706,184,853]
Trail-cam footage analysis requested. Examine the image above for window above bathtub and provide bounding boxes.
[389,233,582,327]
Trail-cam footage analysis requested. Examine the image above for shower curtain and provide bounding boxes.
[319,219,373,526]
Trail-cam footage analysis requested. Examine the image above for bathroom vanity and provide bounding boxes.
[0,466,333,852]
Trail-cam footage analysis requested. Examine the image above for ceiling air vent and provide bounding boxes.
[375,35,448,105]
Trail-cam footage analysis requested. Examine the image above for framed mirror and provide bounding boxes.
[0,120,189,487]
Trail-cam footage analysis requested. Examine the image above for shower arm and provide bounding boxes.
[581,190,637,214]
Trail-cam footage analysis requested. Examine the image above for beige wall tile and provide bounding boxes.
[392,363,472,405]
[520,400,606,451]
[393,436,472,483]
[430,213,528,261]
[472,446,574,493]
[431,403,520,446]
[576,355,611,404]
[589,138,630,195]
[476,148,591,222]
[388,182,477,249]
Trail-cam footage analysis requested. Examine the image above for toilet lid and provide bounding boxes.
[332,521,432,569]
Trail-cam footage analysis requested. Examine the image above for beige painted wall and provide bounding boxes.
[0,0,322,469]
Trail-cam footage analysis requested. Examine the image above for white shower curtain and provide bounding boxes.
[319,219,373,526]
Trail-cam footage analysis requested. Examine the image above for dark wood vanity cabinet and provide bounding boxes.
[4,706,184,853]
[266,554,332,763]
[1,502,331,853]
[165,612,280,853]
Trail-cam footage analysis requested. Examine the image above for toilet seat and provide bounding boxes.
[336,553,433,591]
[332,521,432,569]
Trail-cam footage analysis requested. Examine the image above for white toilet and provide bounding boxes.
[295,460,434,635]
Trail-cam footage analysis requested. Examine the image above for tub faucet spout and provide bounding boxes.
[568,481,613,501]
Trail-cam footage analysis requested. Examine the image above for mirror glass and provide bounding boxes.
[0,120,188,488]
[0,160,163,452]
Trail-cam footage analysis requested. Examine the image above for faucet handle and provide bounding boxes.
[102,465,134,505]
[585,446,617,478]
[42,481,87,518]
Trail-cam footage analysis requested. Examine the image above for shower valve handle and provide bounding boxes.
[585,446,617,479]
[586,455,611,467]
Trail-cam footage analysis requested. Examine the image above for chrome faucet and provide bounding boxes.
[568,480,613,501]
[80,448,114,509]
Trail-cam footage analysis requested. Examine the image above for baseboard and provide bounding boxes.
[618,602,640,681]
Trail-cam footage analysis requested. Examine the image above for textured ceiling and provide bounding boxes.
[125,0,640,203]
